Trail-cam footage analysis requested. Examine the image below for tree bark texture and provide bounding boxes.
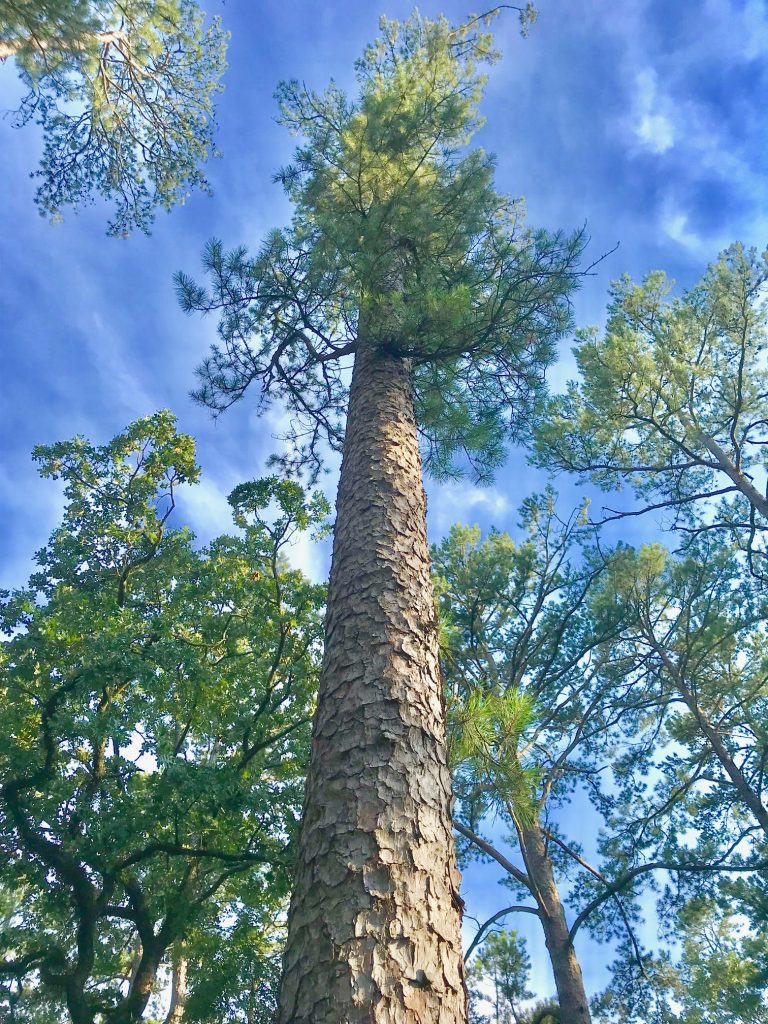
[278,337,467,1023]
[518,825,591,1024]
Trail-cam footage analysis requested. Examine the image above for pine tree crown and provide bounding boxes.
[176,10,584,481]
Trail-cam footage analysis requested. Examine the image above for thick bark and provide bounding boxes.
[278,336,466,1023]
[517,824,590,1024]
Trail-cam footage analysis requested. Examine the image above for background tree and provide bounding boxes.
[177,10,583,1022]
[469,927,533,1024]
[669,897,768,1024]
[593,896,768,1024]
[526,238,768,1016]
[436,496,768,1021]
[580,537,768,1020]
[0,414,326,1024]
[0,1,227,234]
[435,496,621,1023]
[596,539,768,841]
[534,243,768,575]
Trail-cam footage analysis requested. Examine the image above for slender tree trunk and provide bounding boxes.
[517,824,590,1024]
[164,949,188,1024]
[681,688,768,835]
[278,335,466,1023]
[654,646,768,835]
[697,431,768,521]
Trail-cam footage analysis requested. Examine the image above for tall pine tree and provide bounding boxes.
[178,11,583,1022]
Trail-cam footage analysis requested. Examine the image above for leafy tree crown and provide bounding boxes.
[1,0,227,235]
[0,413,327,1022]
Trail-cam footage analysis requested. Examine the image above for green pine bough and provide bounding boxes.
[0,1,227,234]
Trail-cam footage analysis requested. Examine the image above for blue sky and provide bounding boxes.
[1,0,767,1007]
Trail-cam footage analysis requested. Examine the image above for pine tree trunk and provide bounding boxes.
[518,825,590,1024]
[278,335,467,1023]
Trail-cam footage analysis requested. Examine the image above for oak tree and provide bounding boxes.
[0,414,326,1024]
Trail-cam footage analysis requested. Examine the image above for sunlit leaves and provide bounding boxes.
[1,0,228,234]
[0,416,325,1021]
[534,242,768,570]
[178,10,583,480]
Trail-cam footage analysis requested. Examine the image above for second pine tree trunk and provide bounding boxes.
[518,824,591,1023]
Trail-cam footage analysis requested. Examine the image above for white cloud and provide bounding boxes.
[82,311,159,418]
[660,200,707,256]
[286,528,330,584]
[0,464,65,589]
[631,68,675,154]
[179,476,233,542]
[740,0,768,59]
[429,480,513,536]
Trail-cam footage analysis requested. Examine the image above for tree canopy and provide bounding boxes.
[0,413,327,1023]
[176,10,583,481]
[0,0,227,234]
[534,243,768,573]
[436,488,768,1021]
[3,1,767,1019]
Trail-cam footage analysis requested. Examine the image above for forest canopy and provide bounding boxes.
[1,3,767,1023]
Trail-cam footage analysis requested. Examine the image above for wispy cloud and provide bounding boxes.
[631,68,675,154]
[429,479,515,537]
[286,529,330,585]
[0,463,64,589]
[179,476,234,543]
[659,200,707,257]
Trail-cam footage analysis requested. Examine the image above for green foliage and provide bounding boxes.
[0,414,326,1022]
[522,1002,560,1024]
[671,898,768,1024]
[585,539,768,1018]
[176,10,583,480]
[181,898,283,1024]
[1,0,227,234]
[534,242,768,571]
[449,685,539,828]
[595,536,768,839]
[468,927,533,1024]
[594,898,768,1024]
[433,492,621,835]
